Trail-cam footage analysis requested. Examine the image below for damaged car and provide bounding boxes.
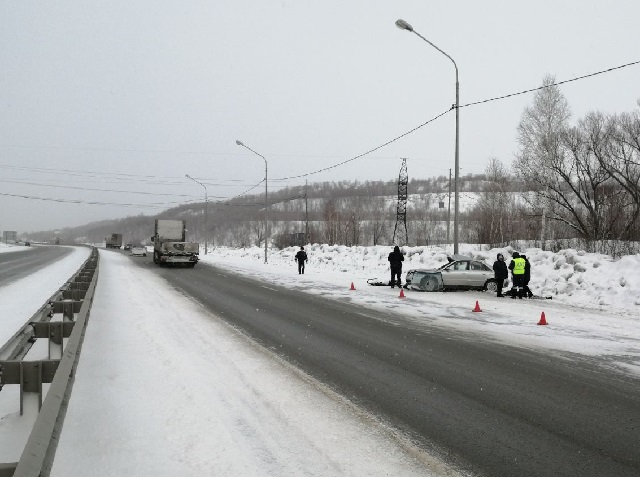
[405,255,498,292]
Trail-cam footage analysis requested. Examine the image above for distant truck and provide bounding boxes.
[105,233,123,249]
[151,219,199,267]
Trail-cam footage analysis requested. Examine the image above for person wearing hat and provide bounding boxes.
[493,253,508,297]
[508,252,526,298]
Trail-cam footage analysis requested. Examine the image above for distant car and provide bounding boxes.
[24,241,31,246]
[130,246,147,257]
[124,243,132,251]
[405,255,497,292]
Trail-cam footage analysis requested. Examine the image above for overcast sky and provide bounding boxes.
[1,1,639,234]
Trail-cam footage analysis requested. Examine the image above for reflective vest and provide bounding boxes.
[512,257,526,275]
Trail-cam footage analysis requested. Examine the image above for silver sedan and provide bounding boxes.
[405,255,498,292]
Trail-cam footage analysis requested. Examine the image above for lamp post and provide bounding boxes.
[185,174,208,255]
[235,140,268,264]
[395,19,460,255]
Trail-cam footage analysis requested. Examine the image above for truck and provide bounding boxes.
[105,233,123,249]
[151,219,199,267]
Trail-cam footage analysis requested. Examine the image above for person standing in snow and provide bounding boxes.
[508,252,526,298]
[492,253,508,297]
[388,245,405,288]
[521,254,533,298]
[295,246,308,274]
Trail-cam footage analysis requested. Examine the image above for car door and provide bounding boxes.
[469,261,489,287]
[444,260,470,286]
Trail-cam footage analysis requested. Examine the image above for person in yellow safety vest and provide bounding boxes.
[508,252,526,299]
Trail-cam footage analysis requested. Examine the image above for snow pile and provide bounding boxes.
[209,243,640,315]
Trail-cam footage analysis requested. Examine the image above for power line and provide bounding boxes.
[0,144,242,156]
[0,179,209,198]
[219,178,266,204]
[275,58,639,181]
[0,163,184,183]
[0,164,261,186]
[460,59,640,108]
[0,191,185,208]
[273,107,453,181]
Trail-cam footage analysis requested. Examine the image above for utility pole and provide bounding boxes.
[305,180,309,244]
[447,168,451,245]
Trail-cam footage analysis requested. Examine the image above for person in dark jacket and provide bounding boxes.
[388,245,404,288]
[295,246,308,274]
[521,254,533,298]
[492,253,508,297]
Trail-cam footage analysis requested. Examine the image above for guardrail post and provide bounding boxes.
[31,322,75,360]
[0,361,60,415]
[62,300,74,322]
[48,322,63,360]
[20,361,43,416]
[52,300,81,322]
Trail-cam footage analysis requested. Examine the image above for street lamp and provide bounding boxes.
[185,174,209,255]
[395,19,460,255]
[235,140,268,264]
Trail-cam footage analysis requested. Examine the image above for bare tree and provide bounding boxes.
[323,199,339,245]
[600,110,640,240]
[474,158,513,246]
[553,114,616,242]
[369,197,389,245]
[250,218,264,247]
[515,75,571,249]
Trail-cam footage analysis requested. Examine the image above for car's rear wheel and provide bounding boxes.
[484,279,498,292]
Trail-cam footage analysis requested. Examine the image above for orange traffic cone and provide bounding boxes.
[350,282,356,291]
[399,288,405,298]
[472,300,482,312]
[538,311,548,325]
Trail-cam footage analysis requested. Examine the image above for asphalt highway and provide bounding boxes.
[140,257,640,477]
[0,245,73,287]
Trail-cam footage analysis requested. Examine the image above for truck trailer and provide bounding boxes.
[151,220,199,267]
[105,233,123,249]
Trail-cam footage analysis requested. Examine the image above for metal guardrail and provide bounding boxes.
[0,247,99,477]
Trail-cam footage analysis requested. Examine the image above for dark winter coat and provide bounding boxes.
[521,254,531,283]
[493,254,508,280]
[388,246,404,271]
[295,250,308,263]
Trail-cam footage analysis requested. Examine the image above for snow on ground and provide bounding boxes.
[0,243,33,254]
[50,250,448,477]
[2,242,640,476]
[203,243,640,376]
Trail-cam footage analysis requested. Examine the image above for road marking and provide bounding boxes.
[261,286,278,292]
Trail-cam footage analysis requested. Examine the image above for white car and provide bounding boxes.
[405,255,497,292]
[130,246,147,257]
